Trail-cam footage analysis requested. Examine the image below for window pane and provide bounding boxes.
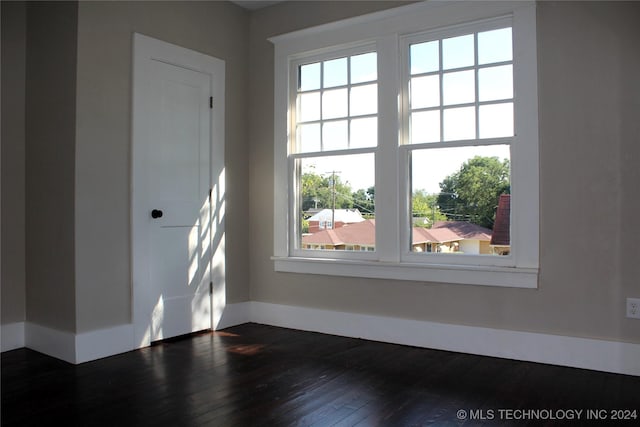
[350,84,377,116]
[299,92,320,122]
[350,117,377,148]
[323,57,347,88]
[322,120,348,151]
[479,65,513,102]
[411,110,440,144]
[442,34,474,70]
[411,145,510,255]
[351,52,377,84]
[443,106,475,141]
[478,27,512,65]
[296,52,380,155]
[411,75,440,109]
[299,62,320,91]
[410,40,439,74]
[298,123,321,153]
[299,153,375,250]
[442,70,475,106]
[322,88,348,119]
[479,103,513,138]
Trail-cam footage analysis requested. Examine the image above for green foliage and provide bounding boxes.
[301,171,354,211]
[437,156,510,229]
[351,186,375,215]
[412,189,446,228]
[300,157,508,230]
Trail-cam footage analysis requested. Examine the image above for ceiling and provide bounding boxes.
[230,0,284,11]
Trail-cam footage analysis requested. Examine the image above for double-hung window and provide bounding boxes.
[272,1,539,288]
[292,47,378,258]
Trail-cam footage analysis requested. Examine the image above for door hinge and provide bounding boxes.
[209,96,213,109]
[209,281,213,295]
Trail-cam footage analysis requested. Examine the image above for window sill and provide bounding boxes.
[272,256,538,288]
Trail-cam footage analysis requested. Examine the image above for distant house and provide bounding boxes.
[413,221,493,254]
[302,219,494,254]
[307,208,365,233]
[490,194,511,255]
[302,218,375,251]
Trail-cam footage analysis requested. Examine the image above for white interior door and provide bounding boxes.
[147,61,212,341]
[132,34,226,347]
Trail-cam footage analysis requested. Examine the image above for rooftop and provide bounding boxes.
[303,220,493,247]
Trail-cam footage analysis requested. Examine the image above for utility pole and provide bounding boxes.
[326,170,340,229]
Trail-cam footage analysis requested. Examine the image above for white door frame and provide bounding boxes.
[131,33,225,349]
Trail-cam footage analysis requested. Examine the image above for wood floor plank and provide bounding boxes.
[2,323,640,426]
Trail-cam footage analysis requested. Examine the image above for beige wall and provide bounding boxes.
[620,4,640,339]
[248,1,640,343]
[1,1,27,325]
[24,1,78,332]
[3,0,637,348]
[74,1,251,333]
[1,0,251,335]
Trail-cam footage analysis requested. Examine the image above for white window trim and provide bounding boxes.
[288,43,379,261]
[271,1,539,288]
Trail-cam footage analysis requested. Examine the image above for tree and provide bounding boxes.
[351,186,375,216]
[301,171,353,212]
[412,189,446,228]
[437,156,510,229]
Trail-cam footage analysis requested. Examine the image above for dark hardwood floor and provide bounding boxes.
[2,323,639,426]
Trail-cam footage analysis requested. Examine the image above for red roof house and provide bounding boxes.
[302,219,495,254]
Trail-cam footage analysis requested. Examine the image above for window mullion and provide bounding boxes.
[438,39,444,142]
[474,32,480,140]
[319,63,325,151]
[375,34,401,262]
[347,57,351,149]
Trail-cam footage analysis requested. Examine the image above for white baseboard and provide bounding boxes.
[20,323,135,364]
[215,302,251,330]
[1,322,26,352]
[25,322,76,364]
[75,324,135,364]
[8,303,640,376]
[7,303,249,364]
[249,301,640,377]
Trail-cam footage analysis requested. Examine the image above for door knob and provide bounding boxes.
[151,209,163,219]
